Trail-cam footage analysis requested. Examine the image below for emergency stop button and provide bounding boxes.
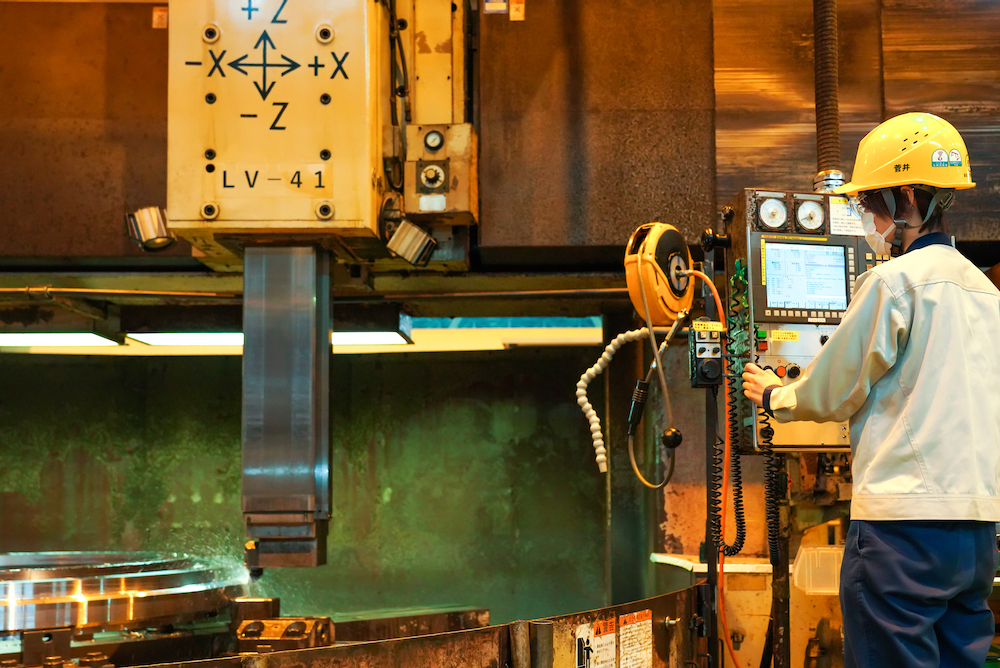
[775,366,787,378]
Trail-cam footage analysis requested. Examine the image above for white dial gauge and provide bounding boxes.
[796,200,825,230]
[759,198,787,229]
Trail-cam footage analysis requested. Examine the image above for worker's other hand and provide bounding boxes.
[741,363,782,408]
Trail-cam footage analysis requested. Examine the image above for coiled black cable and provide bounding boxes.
[709,424,746,556]
[708,277,749,557]
[755,349,781,568]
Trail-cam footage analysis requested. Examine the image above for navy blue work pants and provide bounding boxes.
[840,520,998,668]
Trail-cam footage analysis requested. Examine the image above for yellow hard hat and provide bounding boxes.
[833,112,975,196]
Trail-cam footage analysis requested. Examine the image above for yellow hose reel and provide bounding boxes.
[624,223,694,326]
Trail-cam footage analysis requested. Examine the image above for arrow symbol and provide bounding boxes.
[279,54,300,76]
[226,32,297,101]
[228,54,250,75]
[254,81,276,100]
[255,30,276,50]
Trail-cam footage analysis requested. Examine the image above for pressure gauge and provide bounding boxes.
[424,130,444,152]
[759,198,787,229]
[796,200,825,231]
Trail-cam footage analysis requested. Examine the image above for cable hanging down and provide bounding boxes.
[576,328,650,473]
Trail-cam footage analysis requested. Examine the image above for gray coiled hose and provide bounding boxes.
[576,329,671,473]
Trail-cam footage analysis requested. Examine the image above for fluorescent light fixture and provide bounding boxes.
[0,333,118,347]
[331,331,409,346]
[128,332,245,346]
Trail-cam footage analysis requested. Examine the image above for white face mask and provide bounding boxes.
[862,211,894,256]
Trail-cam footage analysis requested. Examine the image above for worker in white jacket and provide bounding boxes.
[742,113,1000,668]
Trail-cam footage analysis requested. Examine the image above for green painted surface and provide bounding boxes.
[0,349,608,623]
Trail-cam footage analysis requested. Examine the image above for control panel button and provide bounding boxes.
[786,365,801,379]
[820,335,829,345]
[775,366,787,378]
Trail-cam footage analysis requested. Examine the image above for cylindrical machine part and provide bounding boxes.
[813,169,845,193]
[528,620,553,668]
[813,0,840,181]
[510,620,531,668]
[125,207,175,251]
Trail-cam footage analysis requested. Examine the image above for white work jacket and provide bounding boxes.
[769,236,1000,521]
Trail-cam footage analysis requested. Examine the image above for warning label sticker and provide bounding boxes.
[771,329,799,342]
[829,196,864,237]
[619,610,652,668]
[574,619,616,668]
[691,320,725,332]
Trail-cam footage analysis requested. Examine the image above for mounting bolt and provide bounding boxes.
[204,149,216,160]
[664,617,680,628]
[316,201,334,220]
[316,24,335,44]
[201,202,219,219]
[205,93,217,104]
[320,149,332,160]
[320,93,332,105]
[202,24,220,43]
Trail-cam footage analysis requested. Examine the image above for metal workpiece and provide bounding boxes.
[0,553,246,633]
[242,247,331,568]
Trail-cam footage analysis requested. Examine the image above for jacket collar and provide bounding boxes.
[904,232,951,254]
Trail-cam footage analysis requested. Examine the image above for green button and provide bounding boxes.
[756,329,767,339]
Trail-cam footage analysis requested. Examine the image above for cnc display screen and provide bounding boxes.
[763,242,848,311]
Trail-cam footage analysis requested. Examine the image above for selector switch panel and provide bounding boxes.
[752,322,849,451]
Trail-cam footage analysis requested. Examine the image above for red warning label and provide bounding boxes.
[619,609,652,626]
[594,618,615,637]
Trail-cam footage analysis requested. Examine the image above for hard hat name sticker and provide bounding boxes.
[691,321,725,332]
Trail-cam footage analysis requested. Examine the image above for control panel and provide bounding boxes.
[724,188,865,451]
[751,323,849,450]
[690,318,725,388]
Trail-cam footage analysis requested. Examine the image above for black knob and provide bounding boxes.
[700,358,722,382]
[786,365,801,379]
[661,428,683,450]
[820,335,829,345]
[701,228,731,253]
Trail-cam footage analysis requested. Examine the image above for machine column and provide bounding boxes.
[242,247,331,569]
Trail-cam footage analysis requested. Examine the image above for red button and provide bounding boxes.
[775,366,787,378]
[757,341,768,352]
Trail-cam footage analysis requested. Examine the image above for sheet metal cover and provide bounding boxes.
[0,552,247,632]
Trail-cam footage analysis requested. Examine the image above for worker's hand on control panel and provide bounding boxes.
[741,363,782,408]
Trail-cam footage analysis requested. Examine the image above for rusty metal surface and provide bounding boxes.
[547,590,697,668]
[882,0,1000,241]
[131,590,697,668]
[147,625,508,668]
[713,0,883,199]
[477,0,717,256]
[332,609,490,643]
[0,3,189,260]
